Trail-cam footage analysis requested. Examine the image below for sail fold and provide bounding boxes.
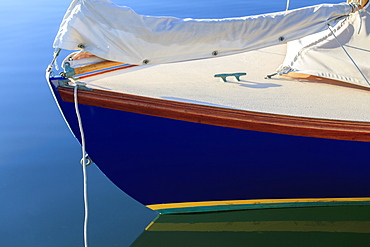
[280,3,370,87]
[54,0,355,65]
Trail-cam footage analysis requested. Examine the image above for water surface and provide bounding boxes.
[0,0,341,246]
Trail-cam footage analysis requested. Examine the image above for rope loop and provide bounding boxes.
[80,154,93,166]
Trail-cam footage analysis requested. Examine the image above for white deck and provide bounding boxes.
[80,44,370,122]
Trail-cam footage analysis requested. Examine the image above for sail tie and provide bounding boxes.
[349,2,361,12]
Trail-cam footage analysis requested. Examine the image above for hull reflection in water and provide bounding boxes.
[132,205,370,246]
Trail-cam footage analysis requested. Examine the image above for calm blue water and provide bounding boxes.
[0,0,340,246]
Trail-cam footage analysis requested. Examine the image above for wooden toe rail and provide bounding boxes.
[58,87,370,142]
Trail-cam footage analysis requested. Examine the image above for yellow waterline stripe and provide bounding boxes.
[147,221,370,233]
[147,197,370,210]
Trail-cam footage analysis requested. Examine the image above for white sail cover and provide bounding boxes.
[281,2,370,87]
[54,0,356,65]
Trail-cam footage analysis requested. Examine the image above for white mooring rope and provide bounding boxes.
[46,50,89,247]
[73,84,89,247]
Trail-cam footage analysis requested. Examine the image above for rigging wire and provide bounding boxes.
[327,23,370,86]
[285,0,290,11]
[73,81,89,247]
[45,48,61,78]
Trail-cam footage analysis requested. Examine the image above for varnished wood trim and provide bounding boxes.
[74,61,124,76]
[57,87,370,142]
[285,73,370,91]
[78,64,137,79]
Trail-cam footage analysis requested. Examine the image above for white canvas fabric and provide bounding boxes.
[53,0,355,65]
[281,3,370,87]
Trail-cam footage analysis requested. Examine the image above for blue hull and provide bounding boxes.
[50,80,370,207]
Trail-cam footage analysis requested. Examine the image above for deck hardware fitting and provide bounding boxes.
[214,72,247,82]
[63,62,76,78]
[78,43,86,49]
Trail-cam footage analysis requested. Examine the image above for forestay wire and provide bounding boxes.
[327,23,370,86]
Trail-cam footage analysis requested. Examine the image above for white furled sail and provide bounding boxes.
[53,0,357,65]
[280,2,370,87]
